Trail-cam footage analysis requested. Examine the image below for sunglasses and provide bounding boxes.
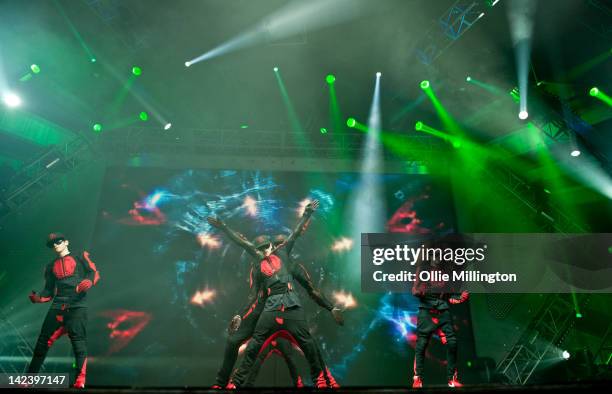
[52,239,66,246]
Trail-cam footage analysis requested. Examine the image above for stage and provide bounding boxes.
[0,0,610,391]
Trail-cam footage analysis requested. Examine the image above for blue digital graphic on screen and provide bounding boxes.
[89,167,467,386]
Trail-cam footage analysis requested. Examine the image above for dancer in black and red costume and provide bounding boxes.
[241,233,343,388]
[208,200,342,388]
[26,233,100,389]
[411,236,469,388]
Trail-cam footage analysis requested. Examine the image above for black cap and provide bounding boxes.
[46,233,66,248]
[273,234,287,245]
[252,235,272,250]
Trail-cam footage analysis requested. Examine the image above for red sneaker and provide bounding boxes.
[73,358,87,388]
[448,372,463,388]
[412,375,423,388]
[211,385,223,389]
[225,382,237,389]
[315,371,327,389]
[326,367,340,388]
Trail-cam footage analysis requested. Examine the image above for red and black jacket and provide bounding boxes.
[39,251,100,309]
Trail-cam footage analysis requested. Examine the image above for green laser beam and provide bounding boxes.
[53,0,96,61]
[567,48,612,80]
[590,87,612,107]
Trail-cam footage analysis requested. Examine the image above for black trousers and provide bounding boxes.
[214,301,264,386]
[27,307,88,384]
[414,308,457,380]
[244,337,301,387]
[231,308,324,387]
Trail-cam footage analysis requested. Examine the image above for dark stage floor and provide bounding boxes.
[14,383,610,393]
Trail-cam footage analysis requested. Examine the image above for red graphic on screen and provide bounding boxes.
[123,201,166,226]
[102,184,167,226]
[101,310,152,354]
[387,192,444,234]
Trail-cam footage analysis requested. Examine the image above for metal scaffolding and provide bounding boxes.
[486,163,589,233]
[97,126,446,161]
[595,323,612,366]
[415,0,493,65]
[1,138,93,220]
[0,311,33,374]
[495,294,589,385]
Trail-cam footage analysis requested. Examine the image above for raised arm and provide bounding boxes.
[207,216,262,259]
[280,200,319,254]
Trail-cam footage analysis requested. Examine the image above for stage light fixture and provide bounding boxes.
[30,64,41,74]
[562,350,570,360]
[132,66,142,76]
[414,121,423,131]
[2,92,22,108]
[164,123,172,130]
[570,149,581,157]
[589,87,599,96]
[346,117,356,128]
[273,67,279,72]
[320,127,328,134]
[139,111,148,121]
[466,76,471,82]
[519,110,529,119]
[326,74,336,84]
[576,312,582,318]
[420,80,430,89]
[185,61,191,67]
[90,58,96,63]
[93,123,102,132]
[376,72,381,77]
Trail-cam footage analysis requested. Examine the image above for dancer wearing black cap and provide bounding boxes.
[208,200,342,388]
[26,233,100,388]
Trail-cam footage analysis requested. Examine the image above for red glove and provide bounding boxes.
[76,279,93,294]
[29,291,51,303]
[449,291,469,304]
[412,282,426,298]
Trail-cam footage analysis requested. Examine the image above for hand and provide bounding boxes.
[449,291,469,304]
[207,216,224,229]
[304,199,319,214]
[28,291,40,303]
[411,285,425,298]
[28,291,50,303]
[76,279,93,293]
[331,307,345,326]
[228,315,242,333]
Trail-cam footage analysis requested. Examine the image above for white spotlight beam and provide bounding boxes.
[352,74,386,235]
[185,0,370,67]
[508,0,537,118]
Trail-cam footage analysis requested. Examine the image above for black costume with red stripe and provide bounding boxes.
[27,251,100,388]
[230,252,326,388]
[412,262,467,382]
[214,256,336,387]
[211,205,337,388]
